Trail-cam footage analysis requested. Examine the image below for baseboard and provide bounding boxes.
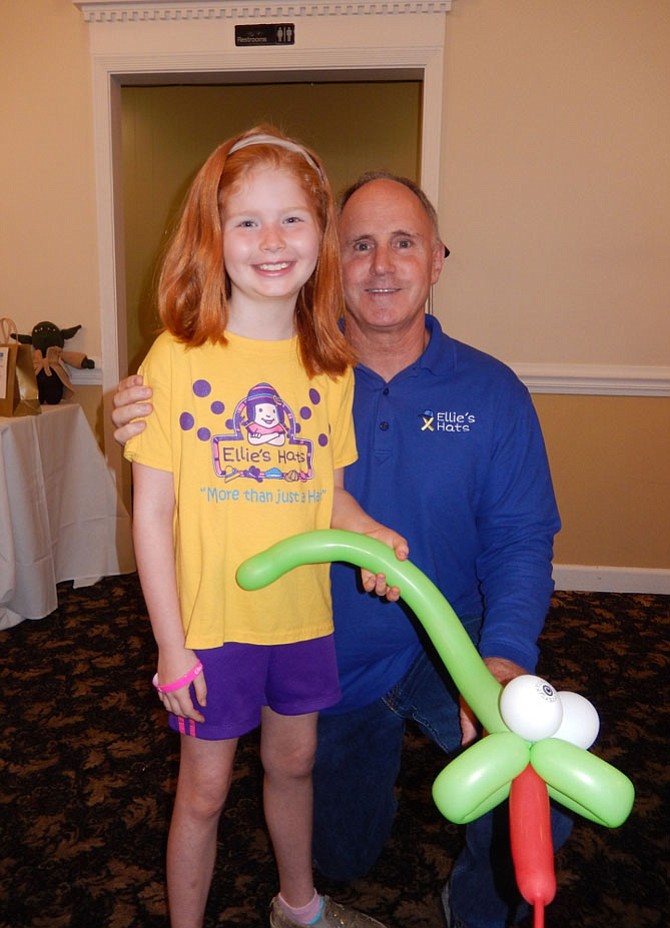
[553,564,670,594]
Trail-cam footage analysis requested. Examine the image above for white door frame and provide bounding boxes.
[74,1,452,496]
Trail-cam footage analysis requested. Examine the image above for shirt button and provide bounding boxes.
[379,421,390,431]
[383,387,390,396]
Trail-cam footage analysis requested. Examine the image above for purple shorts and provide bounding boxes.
[167,634,341,741]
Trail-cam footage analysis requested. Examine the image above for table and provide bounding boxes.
[0,403,135,630]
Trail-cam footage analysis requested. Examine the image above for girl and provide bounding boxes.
[124,125,407,928]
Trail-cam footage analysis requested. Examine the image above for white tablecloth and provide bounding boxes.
[0,403,135,630]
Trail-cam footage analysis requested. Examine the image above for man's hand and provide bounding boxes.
[112,374,153,446]
[459,657,527,745]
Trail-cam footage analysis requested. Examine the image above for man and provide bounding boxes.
[113,172,572,928]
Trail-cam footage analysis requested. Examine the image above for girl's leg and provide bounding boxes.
[260,707,318,907]
[167,734,238,928]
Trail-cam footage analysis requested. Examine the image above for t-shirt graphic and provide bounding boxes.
[211,381,313,484]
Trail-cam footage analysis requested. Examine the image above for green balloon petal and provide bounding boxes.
[531,739,635,827]
[432,732,530,824]
[237,529,505,734]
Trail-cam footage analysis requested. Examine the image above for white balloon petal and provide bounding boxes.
[552,691,600,749]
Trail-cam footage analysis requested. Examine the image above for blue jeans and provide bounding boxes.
[313,626,573,928]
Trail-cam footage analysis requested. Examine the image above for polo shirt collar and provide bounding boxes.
[346,312,455,382]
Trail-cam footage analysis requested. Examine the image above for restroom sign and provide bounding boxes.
[235,24,295,46]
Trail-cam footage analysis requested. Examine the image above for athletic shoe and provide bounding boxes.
[269,895,388,928]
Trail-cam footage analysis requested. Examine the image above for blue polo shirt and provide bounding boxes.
[326,315,560,715]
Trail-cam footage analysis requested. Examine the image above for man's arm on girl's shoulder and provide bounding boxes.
[112,374,154,445]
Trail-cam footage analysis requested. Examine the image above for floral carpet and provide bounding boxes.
[0,577,668,927]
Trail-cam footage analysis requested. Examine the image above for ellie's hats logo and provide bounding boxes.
[419,409,476,433]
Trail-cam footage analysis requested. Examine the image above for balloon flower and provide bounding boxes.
[237,530,635,927]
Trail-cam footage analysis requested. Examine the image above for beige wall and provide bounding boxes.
[1,1,668,582]
[535,394,670,570]
[438,0,670,368]
[1,3,99,362]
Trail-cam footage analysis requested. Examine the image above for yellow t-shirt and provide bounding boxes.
[124,331,357,649]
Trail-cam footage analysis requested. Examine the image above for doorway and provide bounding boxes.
[121,79,422,372]
[77,4,450,502]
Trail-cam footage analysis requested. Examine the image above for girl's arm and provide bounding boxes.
[131,461,206,722]
[331,468,409,602]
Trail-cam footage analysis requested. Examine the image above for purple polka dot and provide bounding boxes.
[180,412,195,431]
[309,388,321,405]
[225,418,234,430]
[193,379,211,398]
[318,433,329,447]
[300,406,312,420]
[211,401,225,415]
[197,427,211,441]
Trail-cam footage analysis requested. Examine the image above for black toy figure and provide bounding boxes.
[17,321,95,405]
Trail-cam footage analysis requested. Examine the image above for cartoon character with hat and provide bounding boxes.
[242,382,288,447]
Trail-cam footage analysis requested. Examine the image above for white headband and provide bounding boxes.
[228,133,322,177]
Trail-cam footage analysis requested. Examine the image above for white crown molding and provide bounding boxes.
[510,363,670,397]
[73,1,453,21]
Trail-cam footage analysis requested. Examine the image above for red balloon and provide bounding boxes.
[509,764,556,925]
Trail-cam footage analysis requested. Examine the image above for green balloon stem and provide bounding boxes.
[237,529,505,734]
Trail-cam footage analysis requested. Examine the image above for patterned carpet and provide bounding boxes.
[0,576,668,928]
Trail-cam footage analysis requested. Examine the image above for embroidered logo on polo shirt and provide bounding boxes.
[419,409,476,433]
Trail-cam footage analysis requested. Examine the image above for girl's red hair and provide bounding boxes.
[158,124,353,377]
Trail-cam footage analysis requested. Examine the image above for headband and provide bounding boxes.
[228,133,323,177]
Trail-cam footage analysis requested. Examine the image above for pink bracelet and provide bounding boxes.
[152,661,204,694]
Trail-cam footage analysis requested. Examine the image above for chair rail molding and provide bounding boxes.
[73,1,454,22]
[511,363,670,397]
